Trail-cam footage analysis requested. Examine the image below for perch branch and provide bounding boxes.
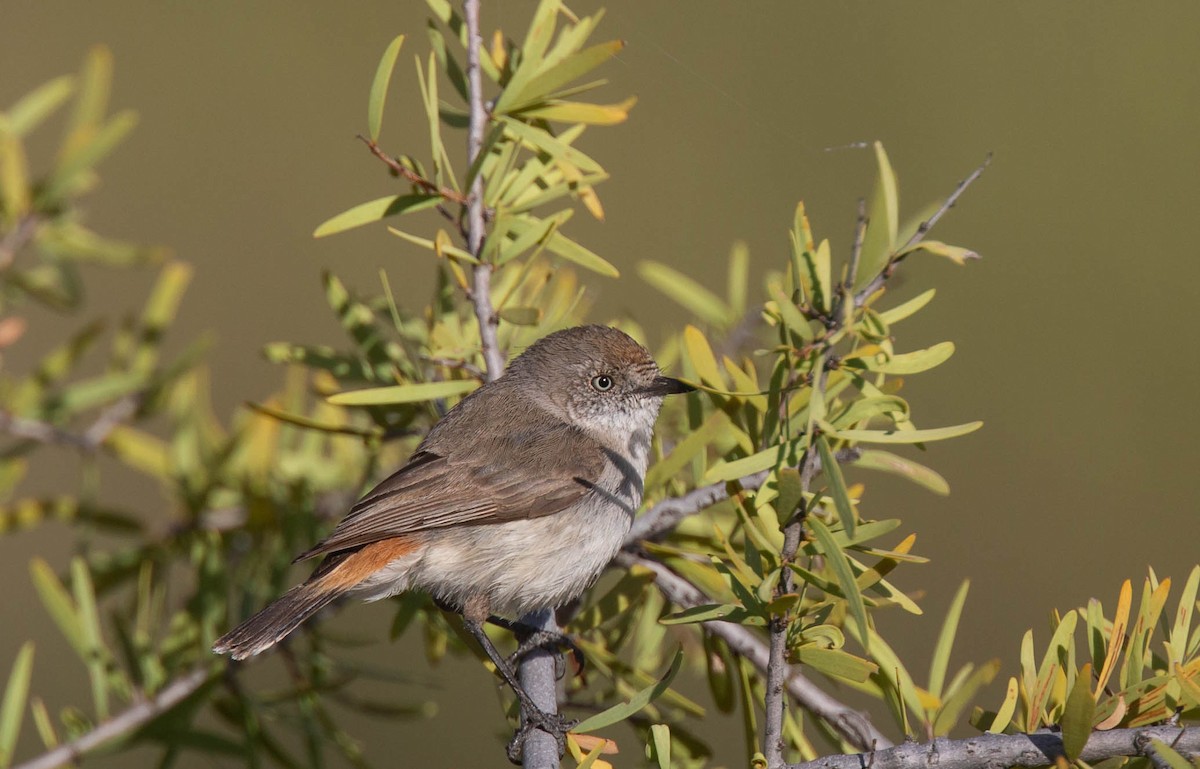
[785,725,1200,769]
[12,668,212,769]
[616,552,890,752]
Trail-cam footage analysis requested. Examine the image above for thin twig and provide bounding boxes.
[854,154,991,306]
[357,134,469,206]
[0,214,40,271]
[0,395,140,452]
[844,198,868,296]
[625,471,770,545]
[12,669,212,769]
[785,725,1200,769]
[463,0,504,383]
[617,552,890,752]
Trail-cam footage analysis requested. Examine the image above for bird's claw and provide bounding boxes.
[506,710,577,764]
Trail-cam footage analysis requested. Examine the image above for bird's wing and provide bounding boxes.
[294,417,607,561]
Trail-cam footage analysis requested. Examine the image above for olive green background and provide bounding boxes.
[2,2,1199,767]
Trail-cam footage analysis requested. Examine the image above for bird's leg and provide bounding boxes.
[462,616,576,763]
[487,615,584,677]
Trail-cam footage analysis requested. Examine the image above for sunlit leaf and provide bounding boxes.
[328,379,477,406]
[929,581,970,700]
[987,676,1019,733]
[510,41,626,113]
[853,450,950,495]
[815,434,856,539]
[855,141,899,291]
[573,648,684,732]
[313,195,441,237]
[0,642,34,769]
[6,75,75,136]
[793,646,876,683]
[521,96,636,126]
[638,262,729,327]
[848,341,955,375]
[545,231,618,277]
[1061,663,1095,760]
[897,239,980,265]
[808,516,869,649]
[877,288,935,324]
[368,35,405,141]
[43,110,138,203]
[831,421,983,444]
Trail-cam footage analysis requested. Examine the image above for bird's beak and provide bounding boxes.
[642,376,695,396]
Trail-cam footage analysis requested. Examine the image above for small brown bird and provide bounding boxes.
[213,325,691,748]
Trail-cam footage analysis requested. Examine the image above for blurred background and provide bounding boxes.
[2,1,1199,766]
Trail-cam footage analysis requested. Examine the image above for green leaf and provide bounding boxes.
[877,288,935,325]
[70,559,109,719]
[855,141,899,291]
[497,306,541,326]
[367,35,405,142]
[849,341,955,375]
[388,226,479,263]
[987,676,1019,733]
[833,395,909,428]
[573,648,684,732]
[327,379,477,406]
[793,646,877,683]
[831,421,983,444]
[897,240,980,265]
[649,724,671,769]
[638,262,729,327]
[1061,663,1095,760]
[704,440,798,484]
[815,434,856,539]
[544,231,618,277]
[43,110,138,202]
[659,603,747,626]
[1149,740,1197,769]
[0,642,34,769]
[509,41,626,113]
[520,97,636,126]
[6,75,75,136]
[853,450,950,495]
[499,117,603,174]
[933,659,1000,736]
[768,282,814,343]
[808,516,870,650]
[313,195,441,237]
[929,581,970,699]
[29,559,84,657]
[792,643,878,681]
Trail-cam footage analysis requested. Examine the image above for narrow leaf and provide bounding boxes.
[831,421,983,444]
[0,643,34,769]
[808,516,870,650]
[815,434,856,538]
[328,379,477,406]
[573,648,684,733]
[367,35,405,141]
[929,581,970,698]
[313,195,440,237]
[1061,663,1096,760]
[853,450,950,495]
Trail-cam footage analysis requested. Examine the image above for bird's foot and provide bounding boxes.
[506,628,585,679]
[506,708,577,764]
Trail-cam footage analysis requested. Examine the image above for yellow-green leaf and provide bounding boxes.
[793,646,877,683]
[328,379,478,406]
[545,231,618,277]
[850,341,955,375]
[368,35,405,141]
[898,240,980,265]
[855,141,899,291]
[6,75,75,136]
[831,421,983,444]
[815,434,856,538]
[639,262,729,327]
[521,96,636,126]
[809,516,869,650]
[0,642,34,769]
[929,581,970,699]
[1061,663,1096,760]
[314,195,441,237]
[853,449,950,495]
[573,648,684,733]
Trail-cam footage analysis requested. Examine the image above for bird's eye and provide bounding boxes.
[591,374,614,392]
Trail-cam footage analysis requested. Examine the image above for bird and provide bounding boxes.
[212,324,692,753]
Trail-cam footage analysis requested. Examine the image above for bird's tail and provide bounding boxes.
[212,581,345,661]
